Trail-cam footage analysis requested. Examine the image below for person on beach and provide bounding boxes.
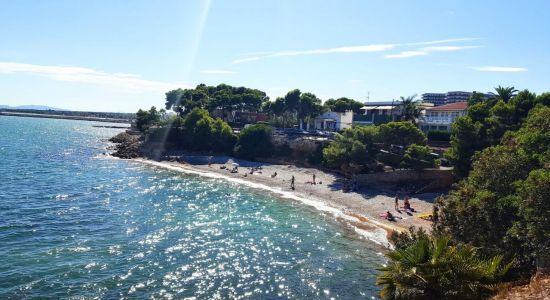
[312,174,316,184]
[404,196,415,212]
[394,195,399,210]
[208,156,212,168]
[291,176,295,190]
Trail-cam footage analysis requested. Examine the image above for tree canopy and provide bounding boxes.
[262,89,324,129]
[446,88,546,178]
[323,126,379,172]
[399,95,422,124]
[164,84,268,120]
[323,97,364,114]
[435,105,550,274]
[377,121,427,147]
[490,85,518,103]
[135,106,161,132]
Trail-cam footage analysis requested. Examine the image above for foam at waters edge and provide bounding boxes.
[134,158,392,248]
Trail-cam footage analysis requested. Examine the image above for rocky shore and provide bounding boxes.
[109,132,142,159]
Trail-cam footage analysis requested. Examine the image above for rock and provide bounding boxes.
[109,132,142,159]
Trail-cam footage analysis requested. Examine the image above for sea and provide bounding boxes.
[0,116,385,299]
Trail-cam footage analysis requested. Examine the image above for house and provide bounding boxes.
[357,101,403,125]
[355,101,433,125]
[314,111,353,131]
[419,102,468,132]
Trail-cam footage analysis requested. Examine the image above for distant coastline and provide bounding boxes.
[0,111,132,124]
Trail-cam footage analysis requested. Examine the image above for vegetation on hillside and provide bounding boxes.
[380,86,550,299]
[435,105,550,274]
[323,121,435,173]
[445,88,543,178]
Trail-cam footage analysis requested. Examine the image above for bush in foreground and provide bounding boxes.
[377,235,511,300]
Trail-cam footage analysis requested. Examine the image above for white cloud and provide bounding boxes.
[0,62,186,92]
[233,44,396,64]
[200,69,235,74]
[270,44,396,57]
[233,37,481,63]
[384,51,429,59]
[420,45,481,52]
[404,37,480,46]
[233,56,261,64]
[473,66,527,72]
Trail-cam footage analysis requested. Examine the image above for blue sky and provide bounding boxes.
[1,0,549,112]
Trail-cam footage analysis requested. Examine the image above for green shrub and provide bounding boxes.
[211,118,237,153]
[377,121,427,146]
[375,151,402,170]
[322,134,372,173]
[234,123,273,159]
[377,235,511,300]
[402,144,437,171]
[427,130,451,141]
[162,108,237,153]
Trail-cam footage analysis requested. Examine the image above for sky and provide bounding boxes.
[1,0,549,112]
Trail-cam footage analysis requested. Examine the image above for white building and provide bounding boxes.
[356,101,433,125]
[314,111,353,131]
[420,102,468,132]
[422,91,492,106]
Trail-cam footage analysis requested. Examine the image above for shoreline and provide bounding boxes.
[127,156,437,248]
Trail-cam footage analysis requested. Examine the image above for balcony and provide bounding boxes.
[420,116,456,125]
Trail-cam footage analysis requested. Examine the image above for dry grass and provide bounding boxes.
[492,274,550,300]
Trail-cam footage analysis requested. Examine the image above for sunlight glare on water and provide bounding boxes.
[0,116,384,299]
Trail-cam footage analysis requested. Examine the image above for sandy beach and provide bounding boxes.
[132,155,439,248]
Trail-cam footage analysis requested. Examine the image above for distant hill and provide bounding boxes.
[0,105,67,111]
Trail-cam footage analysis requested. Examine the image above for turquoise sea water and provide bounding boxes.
[0,116,384,299]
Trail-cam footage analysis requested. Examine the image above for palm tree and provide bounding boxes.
[399,95,422,124]
[376,235,511,300]
[491,86,518,103]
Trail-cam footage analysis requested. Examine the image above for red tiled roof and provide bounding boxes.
[428,102,468,111]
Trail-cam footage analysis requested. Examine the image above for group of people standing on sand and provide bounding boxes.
[394,195,415,213]
[383,195,417,222]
